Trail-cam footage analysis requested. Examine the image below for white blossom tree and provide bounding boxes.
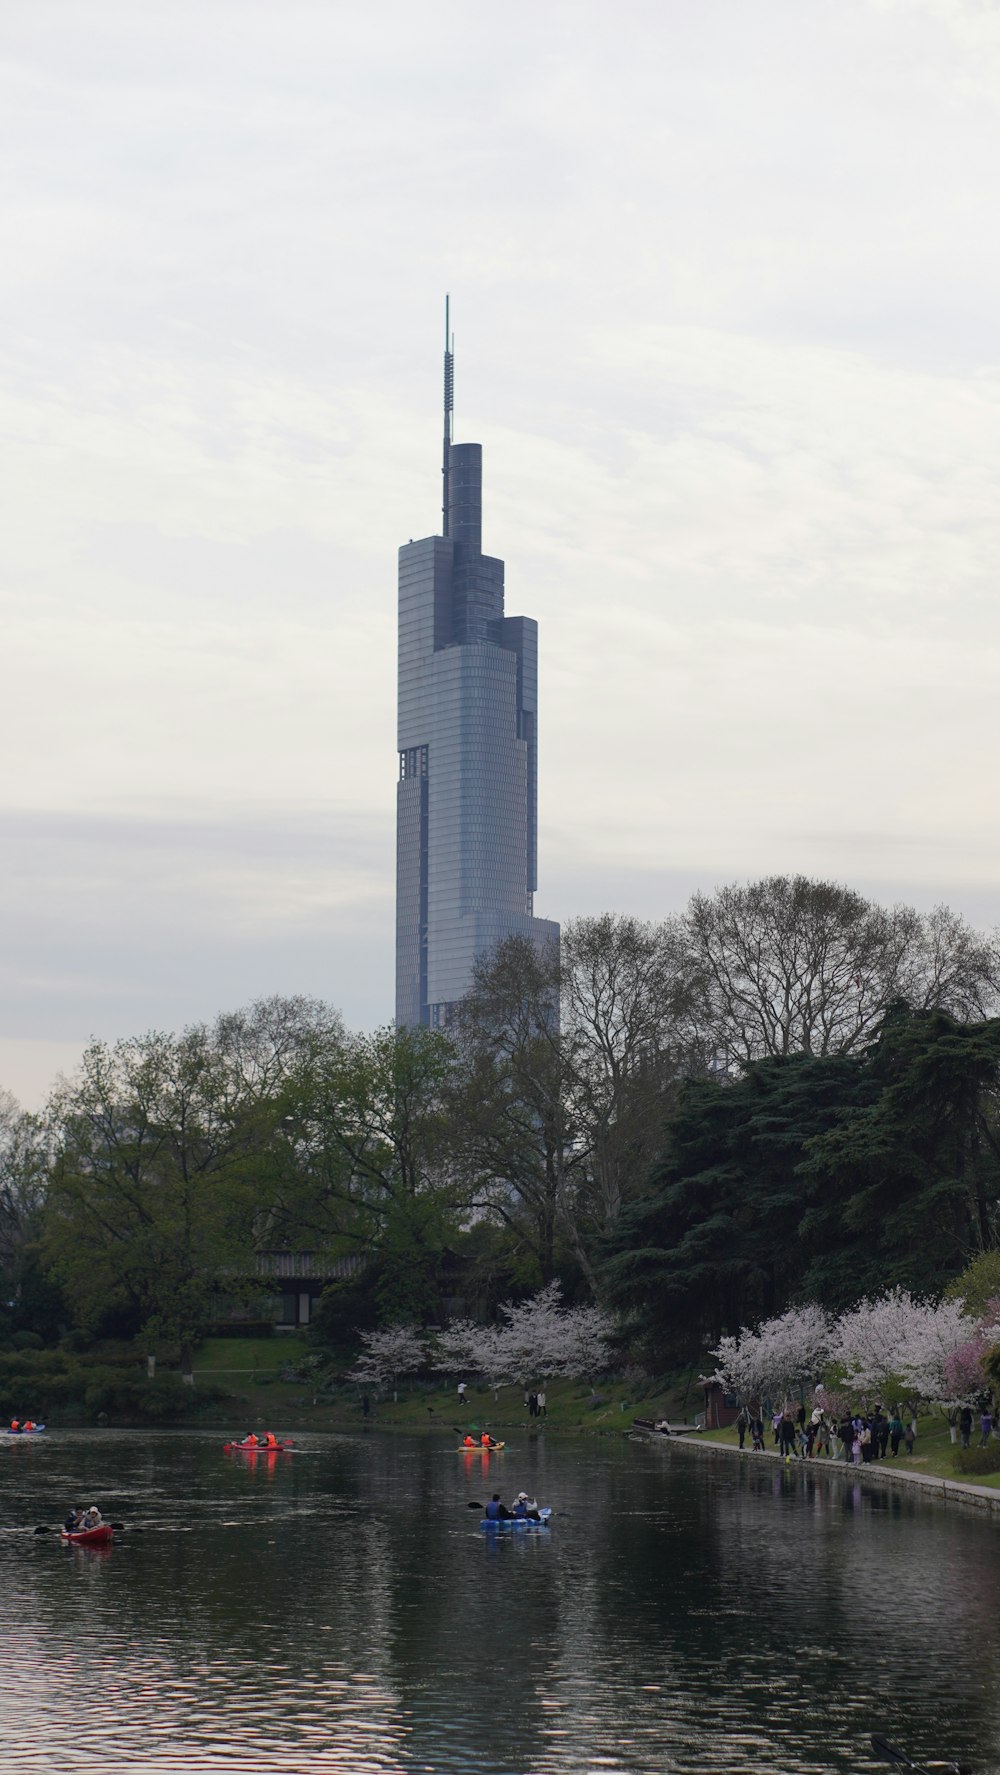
[711,1304,833,1406]
[833,1289,972,1403]
[495,1280,613,1384]
[348,1324,427,1400]
[431,1282,614,1397]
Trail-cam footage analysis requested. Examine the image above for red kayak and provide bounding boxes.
[61,1524,113,1547]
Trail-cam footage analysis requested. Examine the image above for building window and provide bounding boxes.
[400,745,429,780]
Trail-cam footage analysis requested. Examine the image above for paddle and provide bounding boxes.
[35,1522,128,1534]
[871,1737,972,1775]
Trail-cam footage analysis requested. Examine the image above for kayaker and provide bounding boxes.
[484,1494,511,1520]
[64,1506,85,1533]
[82,1505,103,1530]
[462,1435,476,1447]
[480,1432,498,1448]
[263,1431,278,1449]
[241,1433,260,1448]
[511,1491,541,1521]
[9,1420,20,1434]
[22,1420,36,1432]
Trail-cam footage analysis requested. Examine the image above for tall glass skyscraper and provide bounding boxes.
[395,316,559,1028]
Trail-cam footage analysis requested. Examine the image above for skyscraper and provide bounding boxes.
[395,310,559,1028]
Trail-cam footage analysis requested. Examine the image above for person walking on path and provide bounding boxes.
[903,1422,916,1456]
[457,1381,467,1406]
[979,1408,993,1447]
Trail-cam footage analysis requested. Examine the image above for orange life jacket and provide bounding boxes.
[264,1433,277,1448]
[463,1436,475,1446]
[480,1434,492,1446]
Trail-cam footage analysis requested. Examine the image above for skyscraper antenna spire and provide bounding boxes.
[442,294,454,536]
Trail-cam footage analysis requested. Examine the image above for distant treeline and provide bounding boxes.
[1,874,998,1370]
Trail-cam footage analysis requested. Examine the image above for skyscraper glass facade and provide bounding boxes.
[395,374,559,1028]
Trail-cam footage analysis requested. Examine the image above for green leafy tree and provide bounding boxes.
[42,1023,284,1375]
[277,1024,462,1323]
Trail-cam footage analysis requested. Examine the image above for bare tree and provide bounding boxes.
[678,876,1000,1067]
[450,935,579,1285]
[561,914,695,1237]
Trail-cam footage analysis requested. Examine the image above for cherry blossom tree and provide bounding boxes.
[711,1304,833,1405]
[432,1281,614,1394]
[942,1295,1000,1403]
[833,1289,972,1403]
[494,1280,613,1384]
[348,1323,427,1400]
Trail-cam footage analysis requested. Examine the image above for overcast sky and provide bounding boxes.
[2,0,999,1107]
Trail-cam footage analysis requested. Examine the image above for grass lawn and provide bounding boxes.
[194,1336,311,1375]
[700,1413,1000,1490]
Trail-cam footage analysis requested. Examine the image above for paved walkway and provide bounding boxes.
[665,1431,1000,1514]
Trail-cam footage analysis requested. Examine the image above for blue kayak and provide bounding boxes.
[3,1425,45,1436]
[480,1508,551,1530]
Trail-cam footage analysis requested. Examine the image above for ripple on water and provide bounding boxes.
[1,1432,999,1773]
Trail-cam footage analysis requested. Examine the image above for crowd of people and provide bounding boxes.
[735,1403,918,1462]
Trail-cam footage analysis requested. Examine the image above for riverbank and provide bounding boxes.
[665,1427,1000,1515]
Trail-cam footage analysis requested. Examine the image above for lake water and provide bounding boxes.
[1,1427,998,1775]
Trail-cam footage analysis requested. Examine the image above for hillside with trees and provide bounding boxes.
[1,876,998,1404]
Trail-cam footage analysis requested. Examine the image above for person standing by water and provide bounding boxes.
[979,1407,993,1447]
[960,1405,973,1448]
[888,1411,904,1456]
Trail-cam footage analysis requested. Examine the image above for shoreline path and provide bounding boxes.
[667,1430,1000,1515]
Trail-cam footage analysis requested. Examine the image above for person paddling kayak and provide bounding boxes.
[484,1494,512,1520]
[511,1492,541,1521]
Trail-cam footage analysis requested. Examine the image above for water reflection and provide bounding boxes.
[1,1430,998,1773]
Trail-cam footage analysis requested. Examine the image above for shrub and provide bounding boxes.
[952,1443,1000,1476]
[11,1330,44,1352]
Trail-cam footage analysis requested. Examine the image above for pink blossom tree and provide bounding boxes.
[942,1294,1000,1403]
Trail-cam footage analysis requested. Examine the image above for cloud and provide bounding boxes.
[2,0,999,1105]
